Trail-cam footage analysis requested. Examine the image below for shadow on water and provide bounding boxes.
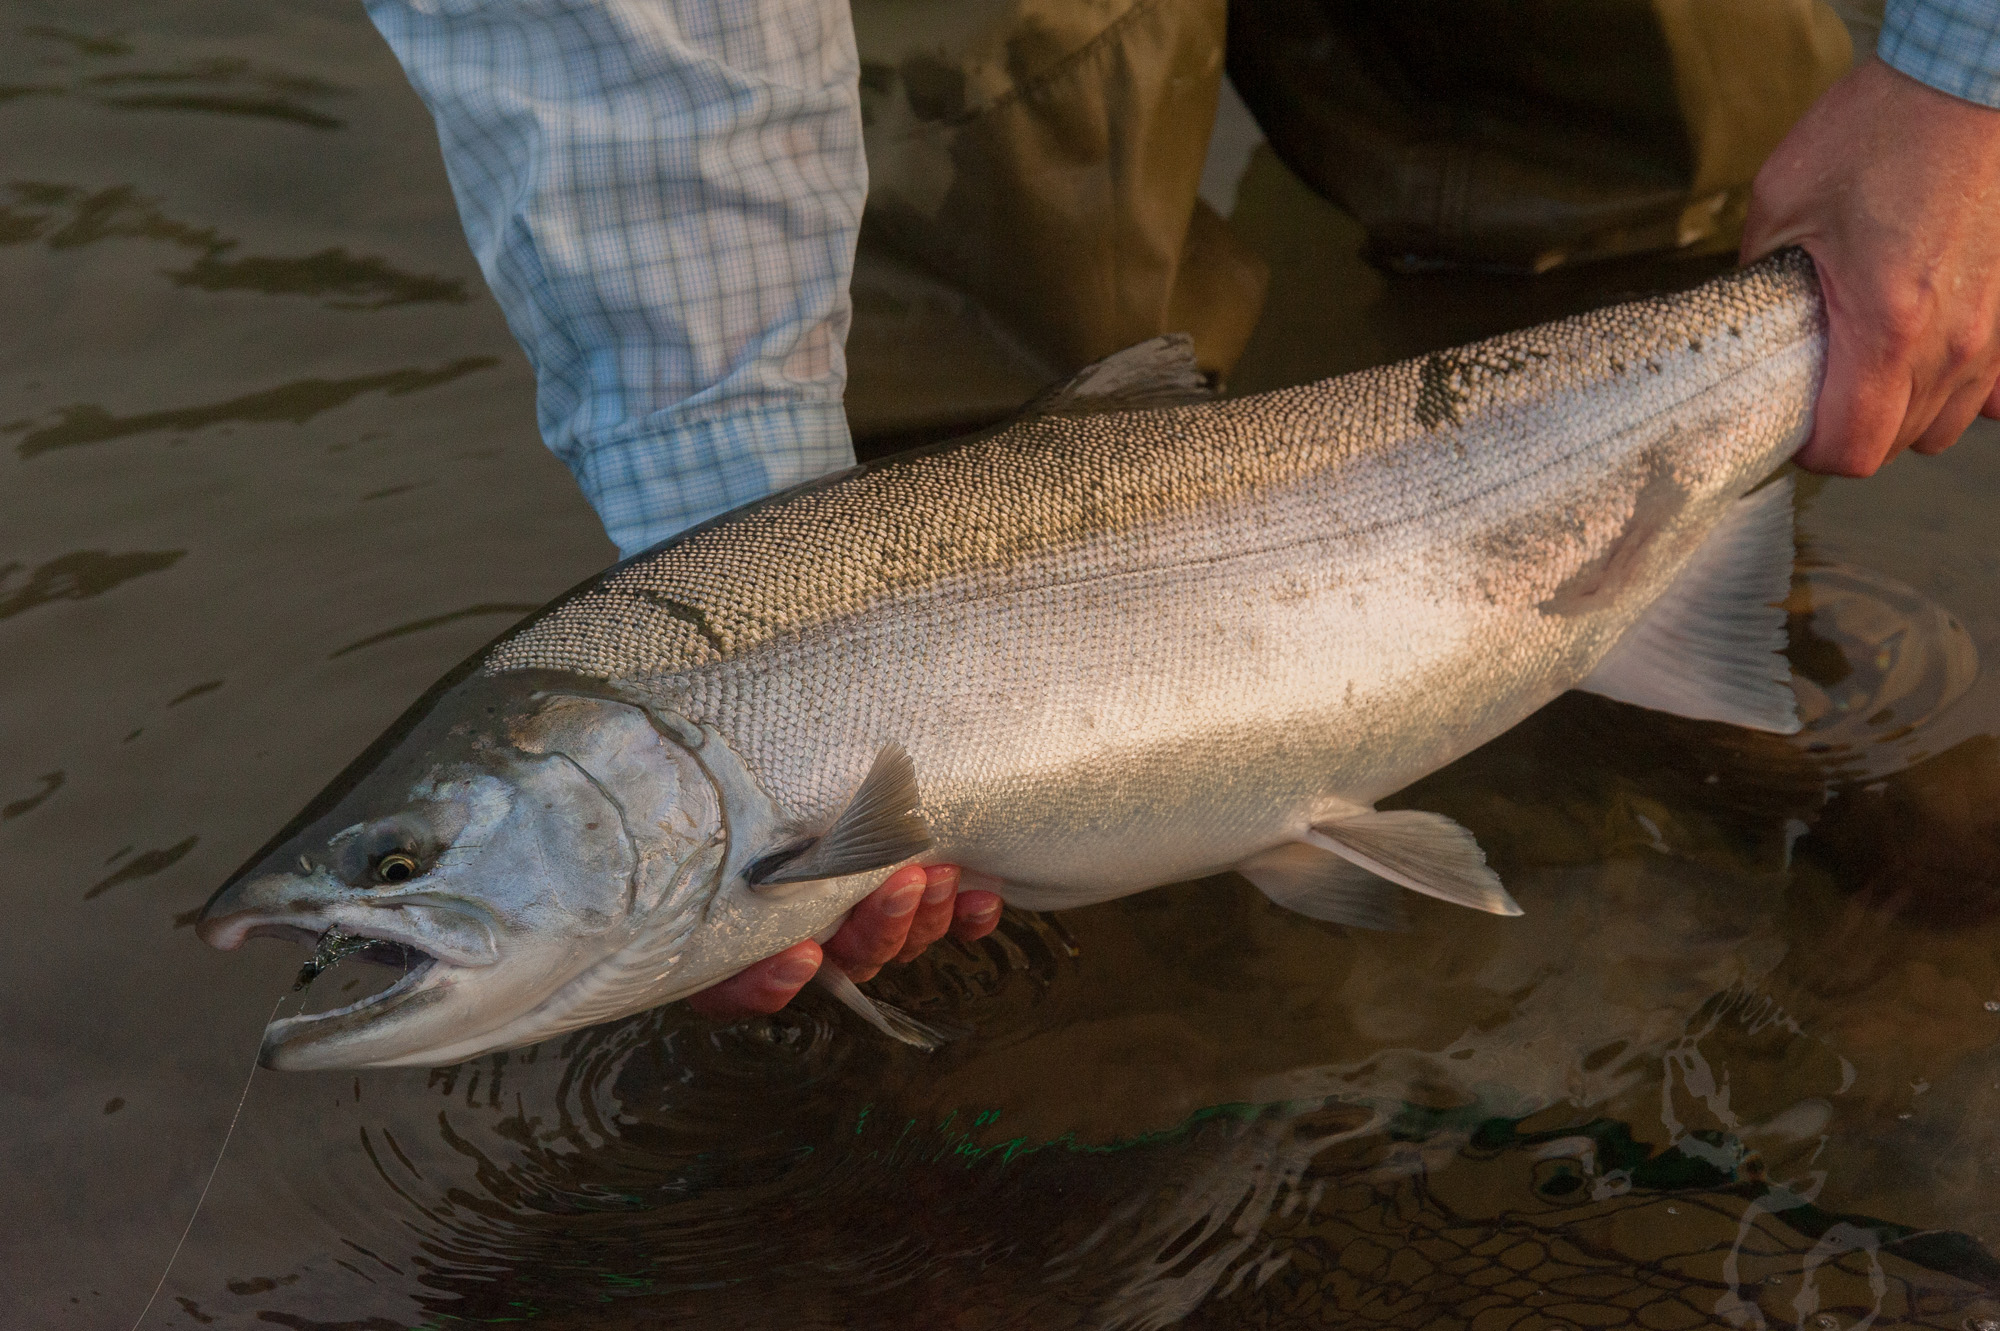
[7,2,2000,1329]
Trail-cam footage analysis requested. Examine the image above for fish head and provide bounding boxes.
[198,672,727,1070]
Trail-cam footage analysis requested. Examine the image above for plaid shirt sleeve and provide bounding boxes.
[1881,0,2000,108]
[364,0,867,558]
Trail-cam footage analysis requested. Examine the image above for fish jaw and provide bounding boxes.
[198,768,614,1070]
[197,860,506,1069]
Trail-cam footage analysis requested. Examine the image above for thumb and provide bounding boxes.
[1740,213,1818,266]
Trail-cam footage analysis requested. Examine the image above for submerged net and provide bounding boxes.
[1191,1114,2000,1331]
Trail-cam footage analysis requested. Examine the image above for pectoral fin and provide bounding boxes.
[1577,478,1800,734]
[1238,842,1408,930]
[1305,809,1521,916]
[748,744,933,888]
[814,965,953,1050]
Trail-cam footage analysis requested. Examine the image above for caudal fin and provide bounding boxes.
[1577,477,1799,733]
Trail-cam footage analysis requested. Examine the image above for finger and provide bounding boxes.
[1983,375,2000,419]
[950,890,1004,941]
[824,865,928,980]
[893,866,961,963]
[1890,324,1991,456]
[1911,375,1990,455]
[686,940,821,1018]
[1796,292,1912,477]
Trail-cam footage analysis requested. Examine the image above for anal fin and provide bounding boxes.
[1306,809,1521,916]
[814,966,954,1050]
[749,744,933,888]
[1578,477,1800,734]
[1239,842,1408,930]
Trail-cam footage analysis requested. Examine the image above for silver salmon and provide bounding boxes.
[200,252,1824,1069]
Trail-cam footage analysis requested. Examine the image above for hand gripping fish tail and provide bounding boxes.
[199,252,1823,1069]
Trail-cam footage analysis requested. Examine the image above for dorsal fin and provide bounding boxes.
[1025,334,1216,415]
[747,744,932,888]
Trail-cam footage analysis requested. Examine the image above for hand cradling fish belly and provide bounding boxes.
[199,251,1826,1071]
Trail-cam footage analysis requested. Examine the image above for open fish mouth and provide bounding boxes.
[233,920,452,1058]
[277,949,439,1028]
[198,880,507,1067]
[290,927,431,992]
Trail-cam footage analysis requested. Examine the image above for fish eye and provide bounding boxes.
[373,851,420,885]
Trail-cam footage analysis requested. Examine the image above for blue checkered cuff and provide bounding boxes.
[571,402,856,559]
[1882,0,2000,107]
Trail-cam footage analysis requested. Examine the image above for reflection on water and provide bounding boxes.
[314,927,1341,1331]
[3,769,64,818]
[0,549,186,618]
[9,357,498,458]
[0,180,469,306]
[13,24,349,127]
[326,603,540,660]
[5,1,2000,1328]
[84,836,201,901]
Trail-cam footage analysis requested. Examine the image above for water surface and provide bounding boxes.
[6,3,2000,1328]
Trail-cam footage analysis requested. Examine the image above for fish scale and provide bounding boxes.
[482,252,1822,899]
[487,257,1816,684]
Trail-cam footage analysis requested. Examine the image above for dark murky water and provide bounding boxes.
[7,4,2000,1329]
